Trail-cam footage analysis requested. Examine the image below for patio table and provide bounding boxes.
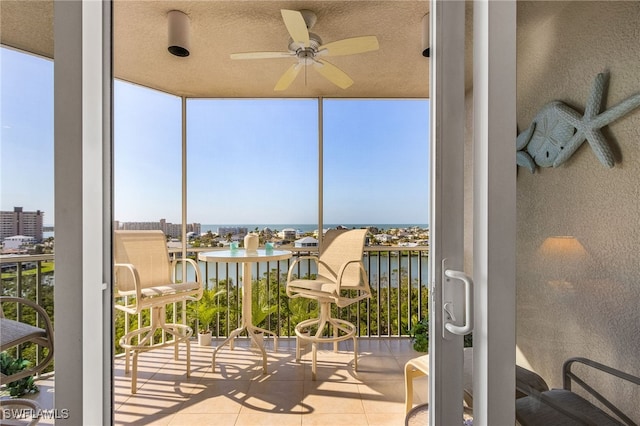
[198,248,292,373]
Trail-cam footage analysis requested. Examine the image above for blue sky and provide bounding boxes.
[1,48,54,223]
[2,46,430,226]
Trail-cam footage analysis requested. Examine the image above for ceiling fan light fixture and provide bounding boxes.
[168,10,190,57]
[422,13,430,58]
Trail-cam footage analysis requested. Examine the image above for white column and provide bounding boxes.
[472,1,517,425]
[54,0,111,423]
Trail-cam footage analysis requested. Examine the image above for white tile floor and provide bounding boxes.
[19,337,428,426]
[114,337,428,426]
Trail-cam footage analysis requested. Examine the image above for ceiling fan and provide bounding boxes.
[230,9,379,91]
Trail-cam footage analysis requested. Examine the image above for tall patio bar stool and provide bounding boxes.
[286,228,370,380]
[114,230,203,393]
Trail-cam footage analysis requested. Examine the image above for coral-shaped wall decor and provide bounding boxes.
[516,72,640,173]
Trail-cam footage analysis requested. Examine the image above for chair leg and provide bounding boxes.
[131,351,139,394]
[294,301,358,381]
[124,348,131,374]
[404,361,414,414]
[353,335,358,371]
[312,341,318,381]
[120,305,193,393]
[404,361,428,414]
[186,337,191,378]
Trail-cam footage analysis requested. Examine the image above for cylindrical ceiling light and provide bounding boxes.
[168,10,190,57]
[421,13,430,58]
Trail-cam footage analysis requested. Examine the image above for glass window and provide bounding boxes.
[323,99,430,227]
[113,81,182,225]
[186,99,318,228]
[1,47,54,232]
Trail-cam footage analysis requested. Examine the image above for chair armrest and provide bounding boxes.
[171,257,203,285]
[286,255,320,283]
[562,357,640,425]
[0,296,55,381]
[114,262,142,301]
[563,357,640,389]
[0,296,54,343]
[334,259,368,293]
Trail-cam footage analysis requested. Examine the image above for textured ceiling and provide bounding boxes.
[0,0,54,59]
[1,0,431,99]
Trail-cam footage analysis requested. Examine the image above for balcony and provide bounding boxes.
[1,247,428,425]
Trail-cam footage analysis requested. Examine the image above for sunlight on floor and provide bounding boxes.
[114,337,426,426]
[19,337,427,426]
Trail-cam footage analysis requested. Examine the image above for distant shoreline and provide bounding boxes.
[202,224,429,233]
[43,223,429,237]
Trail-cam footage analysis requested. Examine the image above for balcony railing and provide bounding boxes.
[167,246,428,343]
[1,246,429,358]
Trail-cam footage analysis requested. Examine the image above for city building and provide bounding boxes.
[294,236,318,248]
[278,228,297,241]
[2,235,37,250]
[115,219,201,238]
[0,207,44,241]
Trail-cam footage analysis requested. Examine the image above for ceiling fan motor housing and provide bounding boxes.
[288,33,323,62]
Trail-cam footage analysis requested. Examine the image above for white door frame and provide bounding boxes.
[429,1,516,425]
[429,1,468,424]
[472,1,517,425]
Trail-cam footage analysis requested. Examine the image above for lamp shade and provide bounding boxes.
[539,236,588,264]
[168,10,190,57]
[421,13,430,58]
[538,236,589,286]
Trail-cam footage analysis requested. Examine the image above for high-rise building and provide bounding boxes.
[0,207,44,241]
[116,219,200,238]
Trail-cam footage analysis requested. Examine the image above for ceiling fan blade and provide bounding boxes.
[313,59,354,89]
[281,10,310,47]
[274,63,302,91]
[318,36,380,57]
[230,51,294,60]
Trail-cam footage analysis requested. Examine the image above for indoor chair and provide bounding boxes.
[286,228,370,380]
[403,348,550,424]
[114,230,203,393]
[516,357,640,426]
[404,348,474,419]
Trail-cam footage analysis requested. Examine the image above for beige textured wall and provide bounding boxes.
[516,1,640,418]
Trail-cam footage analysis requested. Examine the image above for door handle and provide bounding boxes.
[442,265,474,337]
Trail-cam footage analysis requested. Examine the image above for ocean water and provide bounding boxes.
[180,251,429,288]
